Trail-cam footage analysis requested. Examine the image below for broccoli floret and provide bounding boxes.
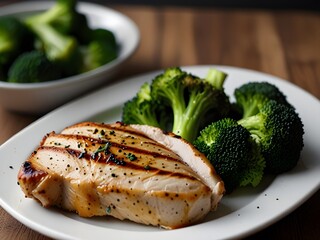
[7,51,61,83]
[91,28,117,49]
[29,23,81,77]
[194,118,265,193]
[30,0,92,44]
[81,29,118,72]
[122,82,162,128]
[25,0,77,35]
[0,16,34,67]
[69,12,92,45]
[238,100,304,174]
[24,0,82,77]
[81,41,116,72]
[151,67,230,142]
[234,82,292,118]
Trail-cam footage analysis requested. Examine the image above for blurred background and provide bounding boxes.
[0,0,319,9]
[91,0,320,10]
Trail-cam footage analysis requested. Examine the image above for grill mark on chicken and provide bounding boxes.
[44,133,182,163]
[62,122,181,158]
[63,121,158,141]
[18,122,225,229]
[68,121,146,135]
[36,145,200,182]
[63,122,180,152]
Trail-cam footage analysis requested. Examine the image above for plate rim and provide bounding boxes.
[0,65,319,240]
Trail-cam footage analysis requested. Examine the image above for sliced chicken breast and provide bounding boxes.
[18,122,224,229]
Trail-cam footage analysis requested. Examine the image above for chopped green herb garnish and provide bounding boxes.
[91,142,111,159]
[95,142,111,154]
[127,153,137,161]
[106,206,111,214]
[144,165,151,170]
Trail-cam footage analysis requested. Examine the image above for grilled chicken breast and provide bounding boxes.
[18,122,224,229]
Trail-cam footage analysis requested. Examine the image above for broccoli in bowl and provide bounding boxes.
[0,0,119,83]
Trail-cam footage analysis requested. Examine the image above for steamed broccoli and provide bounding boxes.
[23,0,82,77]
[1,0,119,82]
[204,68,228,90]
[26,0,94,45]
[121,67,305,191]
[234,82,292,118]
[81,29,118,72]
[91,28,117,49]
[238,100,304,174]
[24,0,77,35]
[122,67,231,142]
[122,82,161,128]
[7,51,61,83]
[193,81,304,192]
[0,16,34,72]
[69,12,92,45]
[194,118,265,193]
[150,67,230,142]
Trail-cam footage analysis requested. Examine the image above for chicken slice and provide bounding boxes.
[18,122,224,229]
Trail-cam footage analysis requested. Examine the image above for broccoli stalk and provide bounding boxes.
[23,0,82,77]
[24,0,77,34]
[151,69,188,136]
[238,100,304,174]
[30,23,77,61]
[151,67,230,142]
[28,23,81,77]
[122,67,230,142]
[204,68,228,90]
[171,77,223,141]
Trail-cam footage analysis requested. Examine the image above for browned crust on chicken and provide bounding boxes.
[18,121,224,229]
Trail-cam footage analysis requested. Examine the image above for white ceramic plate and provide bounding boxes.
[0,1,139,114]
[0,66,319,240]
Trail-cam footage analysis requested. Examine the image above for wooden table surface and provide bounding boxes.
[0,2,319,239]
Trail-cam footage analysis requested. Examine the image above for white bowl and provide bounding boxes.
[0,1,139,114]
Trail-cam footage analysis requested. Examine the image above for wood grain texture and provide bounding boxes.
[0,2,319,240]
